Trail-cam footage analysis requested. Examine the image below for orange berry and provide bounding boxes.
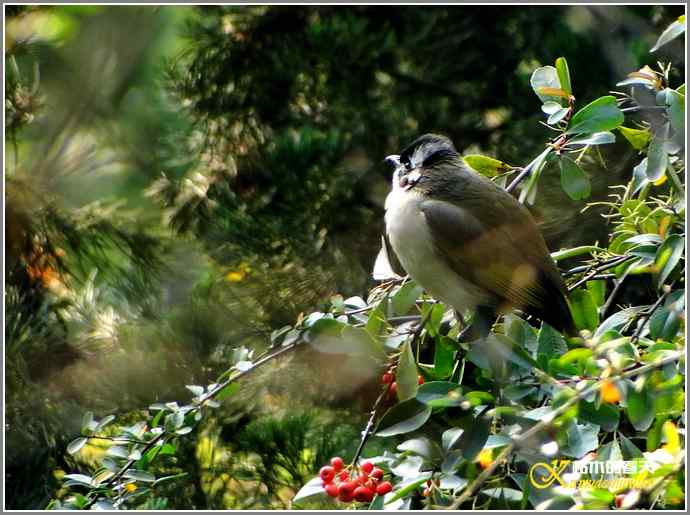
[601,380,621,404]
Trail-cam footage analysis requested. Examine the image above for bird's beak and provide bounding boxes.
[385,154,402,171]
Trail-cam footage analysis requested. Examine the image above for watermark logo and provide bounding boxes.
[529,459,656,490]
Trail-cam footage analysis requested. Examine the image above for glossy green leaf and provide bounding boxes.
[416,381,464,408]
[292,476,325,504]
[651,16,686,52]
[559,157,591,200]
[536,323,568,370]
[464,154,512,177]
[434,336,456,379]
[567,131,616,146]
[442,428,465,453]
[618,126,651,150]
[565,96,624,135]
[397,341,419,401]
[456,415,490,461]
[618,434,644,459]
[569,288,598,331]
[655,234,684,289]
[67,437,88,455]
[555,57,572,96]
[392,282,423,315]
[579,401,619,432]
[385,474,432,504]
[646,130,669,182]
[530,66,563,104]
[626,384,655,431]
[376,398,432,437]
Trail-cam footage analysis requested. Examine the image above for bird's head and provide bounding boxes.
[386,134,459,190]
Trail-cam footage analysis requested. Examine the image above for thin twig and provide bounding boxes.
[631,290,671,344]
[505,163,534,193]
[445,351,683,509]
[349,307,434,468]
[620,105,667,113]
[83,339,304,509]
[600,268,630,318]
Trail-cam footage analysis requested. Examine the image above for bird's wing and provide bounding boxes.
[373,234,406,280]
[419,198,564,313]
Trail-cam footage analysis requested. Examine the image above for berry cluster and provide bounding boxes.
[319,457,392,503]
[381,366,424,398]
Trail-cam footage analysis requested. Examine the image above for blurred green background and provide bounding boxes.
[4,4,684,509]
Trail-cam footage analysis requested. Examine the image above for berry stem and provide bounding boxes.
[349,308,433,469]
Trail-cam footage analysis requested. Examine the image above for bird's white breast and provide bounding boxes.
[384,174,488,314]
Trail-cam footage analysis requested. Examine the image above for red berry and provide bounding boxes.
[615,494,625,509]
[353,486,375,503]
[338,481,356,502]
[330,456,344,472]
[389,382,398,396]
[376,481,393,495]
[338,470,349,481]
[418,375,425,385]
[371,467,384,480]
[381,372,394,384]
[356,473,368,485]
[360,461,374,474]
[319,465,335,483]
[324,483,339,497]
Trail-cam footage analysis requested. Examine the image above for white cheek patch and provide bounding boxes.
[400,169,422,190]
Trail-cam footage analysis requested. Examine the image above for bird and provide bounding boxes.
[380,133,576,338]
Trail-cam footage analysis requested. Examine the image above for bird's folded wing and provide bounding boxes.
[373,235,406,280]
[420,199,560,311]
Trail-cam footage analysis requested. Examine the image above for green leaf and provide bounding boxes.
[651,17,686,52]
[64,474,95,488]
[594,306,646,339]
[385,474,432,504]
[398,437,443,462]
[618,434,644,460]
[416,381,464,408]
[536,323,568,370]
[567,131,616,146]
[626,383,655,431]
[586,279,606,309]
[67,437,88,455]
[81,411,94,434]
[530,66,564,104]
[555,57,572,96]
[579,401,620,432]
[433,336,456,379]
[559,157,591,200]
[562,422,599,458]
[396,341,418,401]
[547,107,570,125]
[569,288,598,331]
[646,129,669,182]
[618,126,651,150]
[392,282,423,315]
[456,415,490,461]
[106,445,129,458]
[486,333,539,371]
[366,301,386,339]
[504,315,538,355]
[123,470,156,483]
[649,306,681,341]
[518,147,552,205]
[655,234,684,289]
[442,428,465,453]
[376,398,432,437]
[293,476,326,505]
[565,96,624,135]
[464,154,512,177]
